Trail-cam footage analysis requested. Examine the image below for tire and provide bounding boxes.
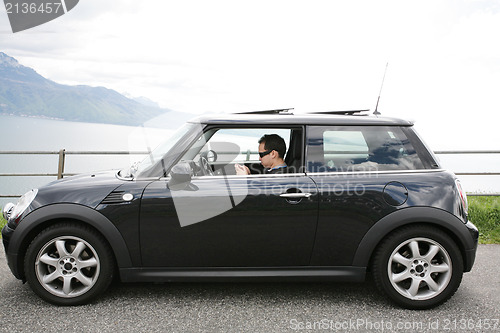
[24,222,115,305]
[372,225,463,309]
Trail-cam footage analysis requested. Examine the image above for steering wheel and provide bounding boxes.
[199,156,214,176]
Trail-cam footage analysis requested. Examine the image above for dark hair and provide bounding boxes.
[259,134,286,159]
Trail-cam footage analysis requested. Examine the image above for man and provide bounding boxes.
[235,134,287,175]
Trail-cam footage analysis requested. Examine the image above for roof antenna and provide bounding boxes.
[373,62,389,116]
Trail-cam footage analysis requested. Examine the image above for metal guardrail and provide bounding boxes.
[0,149,499,198]
[433,151,500,180]
[0,150,149,179]
[433,150,500,154]
[0,150,149,198]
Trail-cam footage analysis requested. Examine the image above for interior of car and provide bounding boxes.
[180,127,304,176]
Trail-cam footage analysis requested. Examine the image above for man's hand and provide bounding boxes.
[235,164,250,175]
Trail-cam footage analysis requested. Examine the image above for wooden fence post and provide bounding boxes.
[57,149,66,179]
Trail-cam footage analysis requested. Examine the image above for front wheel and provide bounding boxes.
[24,223,115,305]
[372,225,463,309]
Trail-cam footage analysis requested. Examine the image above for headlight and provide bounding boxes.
[2,203,15,220]
[9,189,38,223]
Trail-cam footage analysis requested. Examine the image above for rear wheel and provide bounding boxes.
[24,222,114,305]
[372,225,463,309]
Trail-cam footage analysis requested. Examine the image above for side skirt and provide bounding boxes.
[119,267,366,283]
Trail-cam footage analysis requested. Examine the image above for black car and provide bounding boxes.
[2,110,478,309]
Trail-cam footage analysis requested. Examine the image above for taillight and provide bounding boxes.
[455,179,468,218]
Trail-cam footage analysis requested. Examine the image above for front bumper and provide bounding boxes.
[1,224,22,280]
[1,223,13,253]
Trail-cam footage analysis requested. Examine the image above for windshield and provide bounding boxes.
[131,122,197,177]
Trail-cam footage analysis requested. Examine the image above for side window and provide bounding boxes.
[200,128,291,164]
[179,127,297,176]
[307,126,425,172]
[323,131,369,170]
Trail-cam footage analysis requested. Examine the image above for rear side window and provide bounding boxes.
[306,126,425,172]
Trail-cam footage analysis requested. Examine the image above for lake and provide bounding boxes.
[1,115,499,207]
[0,115,172,206]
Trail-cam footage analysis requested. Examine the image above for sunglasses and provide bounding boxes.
[258,150,273,158]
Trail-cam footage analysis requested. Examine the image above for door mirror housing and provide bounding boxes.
[168,162,198,191]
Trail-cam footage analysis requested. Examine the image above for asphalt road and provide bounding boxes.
[0,245,499,333]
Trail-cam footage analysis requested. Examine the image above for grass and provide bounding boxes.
[0,214,6,231]
[468,196,500,244]
[0,197,499,243]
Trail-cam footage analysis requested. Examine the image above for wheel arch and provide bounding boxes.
[352,207,476,271]
[8,203,132,280]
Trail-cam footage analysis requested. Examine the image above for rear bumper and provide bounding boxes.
[464,247,477,272]
[463,220,479,272]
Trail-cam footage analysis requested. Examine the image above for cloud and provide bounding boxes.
[0,0,498,149]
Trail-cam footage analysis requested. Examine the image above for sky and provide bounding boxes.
[1,0,499,150]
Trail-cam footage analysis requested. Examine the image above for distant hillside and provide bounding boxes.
[0,52,190,127]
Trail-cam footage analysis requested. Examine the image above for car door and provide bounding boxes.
[305,125,429,266]
[139,127,319,267]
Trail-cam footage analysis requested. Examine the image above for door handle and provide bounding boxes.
[280,192,312,198]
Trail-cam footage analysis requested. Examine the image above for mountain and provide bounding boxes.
[0,52,190,127]
[123,93,161,108]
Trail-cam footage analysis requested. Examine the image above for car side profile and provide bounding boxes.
[2,110,478,309]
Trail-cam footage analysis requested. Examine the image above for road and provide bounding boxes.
[0,244,499,332]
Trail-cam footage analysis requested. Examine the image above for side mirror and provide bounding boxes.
[168,162,198,191]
